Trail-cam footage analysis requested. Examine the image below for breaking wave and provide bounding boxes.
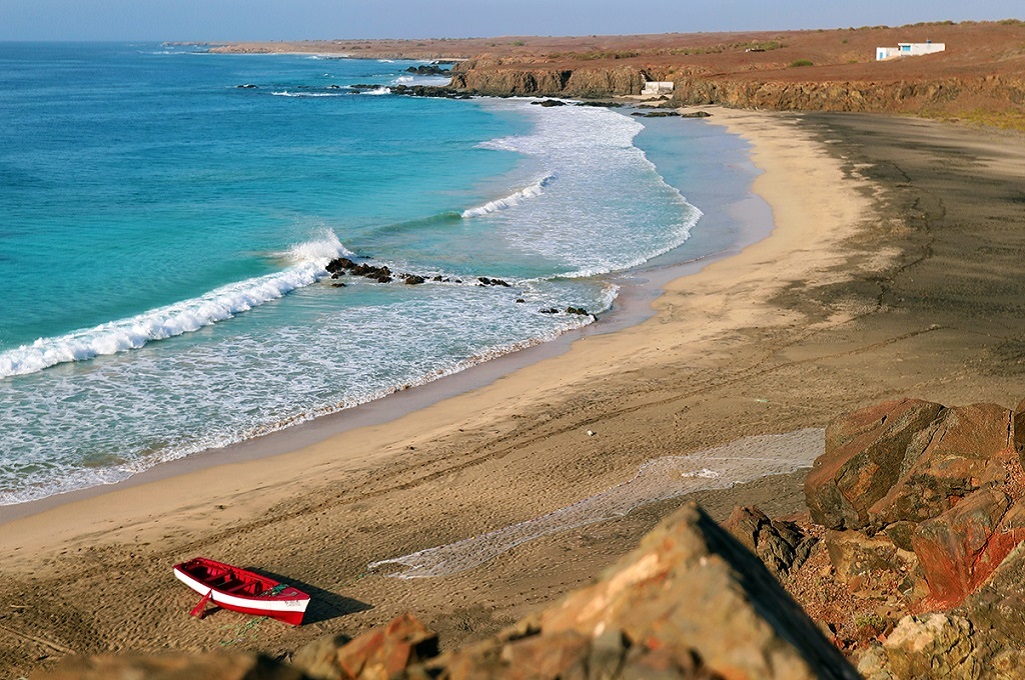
[0,233,351,379]
[461,173,556,218]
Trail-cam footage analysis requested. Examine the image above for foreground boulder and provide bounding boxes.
[302,502,856,679]
[805,399,1025,608]
[39,502,857,680]
[293,613,437,680]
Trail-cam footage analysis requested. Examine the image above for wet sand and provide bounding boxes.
[4,109,1025,676]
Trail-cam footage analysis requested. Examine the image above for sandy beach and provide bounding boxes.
[4,107,1025,676]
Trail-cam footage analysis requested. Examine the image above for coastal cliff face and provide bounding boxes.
[440,21,1025,126]
[669,74,1025,115]
[450,60,649,96]
[451,62,1025,119]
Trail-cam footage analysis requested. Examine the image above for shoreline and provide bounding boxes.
[17,105,1025,676]
[0,105,855,554]
[0,103,769,525]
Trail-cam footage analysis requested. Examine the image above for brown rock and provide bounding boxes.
[35,652,307,679]
[824,530,901,580]
[294,613,437,680]
[868,403,1013,528]
[911,488,1011,607]
[805,398,944,530]
[878,613,979,680]
[722,505,817,576]
[960,541,1025,649]
[1013,398,1025,467]
[537,502,857,678]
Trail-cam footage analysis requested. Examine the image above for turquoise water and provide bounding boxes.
[0,43,756,506]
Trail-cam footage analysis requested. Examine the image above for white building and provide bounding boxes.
[876,41,946,61]
[642,81,674,95]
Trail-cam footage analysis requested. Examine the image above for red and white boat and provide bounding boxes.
[173,556,310,626]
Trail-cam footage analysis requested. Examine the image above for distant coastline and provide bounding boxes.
[197,20,1025,129]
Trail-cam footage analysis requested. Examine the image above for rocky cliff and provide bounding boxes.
[450,62,1025,120]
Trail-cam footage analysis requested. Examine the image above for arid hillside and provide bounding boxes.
[205,20,1025,128]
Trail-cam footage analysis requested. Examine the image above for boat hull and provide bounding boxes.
[173,557,310,626]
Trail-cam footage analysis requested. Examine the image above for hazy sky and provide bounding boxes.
[2,0,1022,42]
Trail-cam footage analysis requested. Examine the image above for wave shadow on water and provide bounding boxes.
[368,428,824,579]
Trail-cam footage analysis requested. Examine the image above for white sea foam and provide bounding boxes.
[369,428,825,578]
[471,101,703,279]
[271,90,346,98]
[461,173,556,218]
[0,233,351,379]
[0,275,614,506]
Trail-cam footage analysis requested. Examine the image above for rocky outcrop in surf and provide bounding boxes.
[449,59,647,97]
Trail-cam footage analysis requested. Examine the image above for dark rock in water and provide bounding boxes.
[350,83,380,90]
[235,83,258,89]
[540,308,559,314]
[331,282,347,288]
[575,100,624,107]
[390,84,464,99]
[565,306,589,315]
[432,275,444,282]
[532,99,566,107]
[326,257,356,273]
[327,84,341,89]
[478,277,511,287]
[632,111,681,117]
[405,64,450,76]
[680,110,712,118]
[404,275,426,285]
[516,298,525,303]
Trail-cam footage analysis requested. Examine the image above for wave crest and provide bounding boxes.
[0,233,351,379]
[461,173,556,218]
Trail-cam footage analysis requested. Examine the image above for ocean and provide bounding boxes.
[0,42,764,507]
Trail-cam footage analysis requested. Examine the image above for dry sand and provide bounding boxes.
[4,108,1025,676]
